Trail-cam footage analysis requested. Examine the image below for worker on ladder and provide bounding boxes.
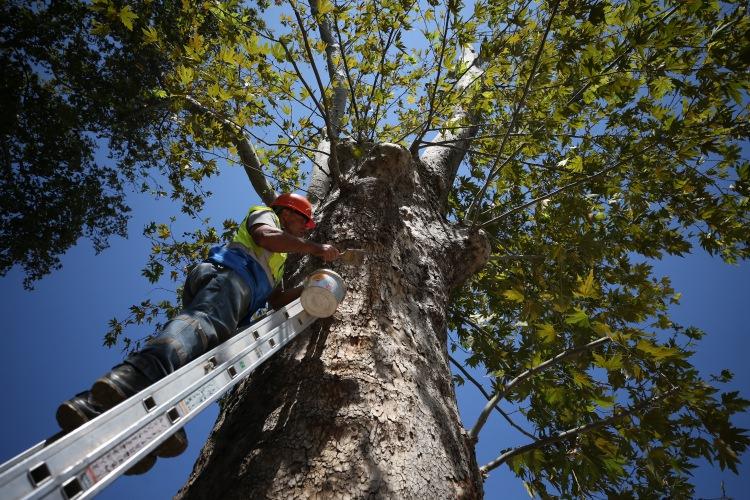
[55,193,339,474]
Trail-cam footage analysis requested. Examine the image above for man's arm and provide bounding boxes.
[251,224,339,261]
[267,285,303,310]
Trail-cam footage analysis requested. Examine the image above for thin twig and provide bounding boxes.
[279,41,327,120]
[479,153,634,228]
[332,9,362,131]
[466,0,561,223]
[290,2,332,121]
[409,1,453,155]
[183,95,276,204]
[469,336,612,442]
[365,29,398,141]
[448,355,538,441]
[479,388,679,474]
[289,3,342,182]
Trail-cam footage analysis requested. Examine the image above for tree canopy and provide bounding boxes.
[2,0,749,497]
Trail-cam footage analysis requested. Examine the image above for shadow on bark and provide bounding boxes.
[176,322,365,499]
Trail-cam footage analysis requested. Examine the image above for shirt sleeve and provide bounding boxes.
[246,210,279,232]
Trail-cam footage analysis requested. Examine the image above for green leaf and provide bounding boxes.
[503,289,525,303]
[565,309,590,328]
[571,370,592,388]
[635,340,680,360]
[271,42,286,62]
[575,269,599,298]
[141,26,158,44]
[650,76,673,99]
[119,6,137,31]
[594,436,618,455]
[316,0,334,17]
[176,66,194,86]
[591,321,613,337]
[536,323,556,343]
[593,352,623,371]
[156,224,171,239]
[544,386,566,405]
[567,156,583,173]
[592,395,615,408]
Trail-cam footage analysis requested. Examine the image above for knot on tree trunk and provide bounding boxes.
[356,143,412,183]
[443,225,491,287]
[334,138,373,174]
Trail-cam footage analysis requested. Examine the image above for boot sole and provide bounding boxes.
[55,403,89,432]
[91,378,129,410]
[154,429,188,458]
[92,378,186,458]
[123,454,157,475]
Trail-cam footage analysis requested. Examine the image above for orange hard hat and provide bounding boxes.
[271,193,316,229]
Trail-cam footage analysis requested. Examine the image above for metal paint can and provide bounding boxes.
[301,269,346,317]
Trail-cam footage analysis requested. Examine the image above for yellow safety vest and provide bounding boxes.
[231,206,287,285]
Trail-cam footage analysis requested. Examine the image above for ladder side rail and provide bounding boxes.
[15,303,312,500]
[1,300,311,500]
[0,301,299,494]
[75,308,316,499]
[0,442,47,477]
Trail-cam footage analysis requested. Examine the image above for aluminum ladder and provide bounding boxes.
[0,298,317,499]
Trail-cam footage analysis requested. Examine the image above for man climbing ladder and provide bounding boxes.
[55,193,339,474]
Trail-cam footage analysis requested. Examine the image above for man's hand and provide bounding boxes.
[317,244,340,261]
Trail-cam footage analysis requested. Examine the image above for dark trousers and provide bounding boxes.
[125,262,252,382]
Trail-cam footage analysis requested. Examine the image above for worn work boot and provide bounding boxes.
[57,389,158,476]
[123,454,157,476]
[91,364,152,409]
[121,428,187,473]
[154,428,188,458]
[56,391,104,432]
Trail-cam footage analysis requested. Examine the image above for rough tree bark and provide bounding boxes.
[176,141,490,498]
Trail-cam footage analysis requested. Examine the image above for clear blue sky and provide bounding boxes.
[1,162,748,499]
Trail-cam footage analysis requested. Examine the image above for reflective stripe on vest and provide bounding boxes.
[230,206,287,285]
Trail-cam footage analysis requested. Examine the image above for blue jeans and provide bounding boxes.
[125,262,252,382]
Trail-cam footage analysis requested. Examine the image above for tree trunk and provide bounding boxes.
[177,143,489,499]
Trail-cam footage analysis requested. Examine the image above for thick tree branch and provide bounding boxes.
[448,354,537,441]
[469,336,612,442]
[184,95,276,204]
[479,388,679,475]
[305,0,350,205]
[308,140,332,208]
[419,140,496,158]
[309,0,347,136]
[420,45,484,204]
[286,5,342,182]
